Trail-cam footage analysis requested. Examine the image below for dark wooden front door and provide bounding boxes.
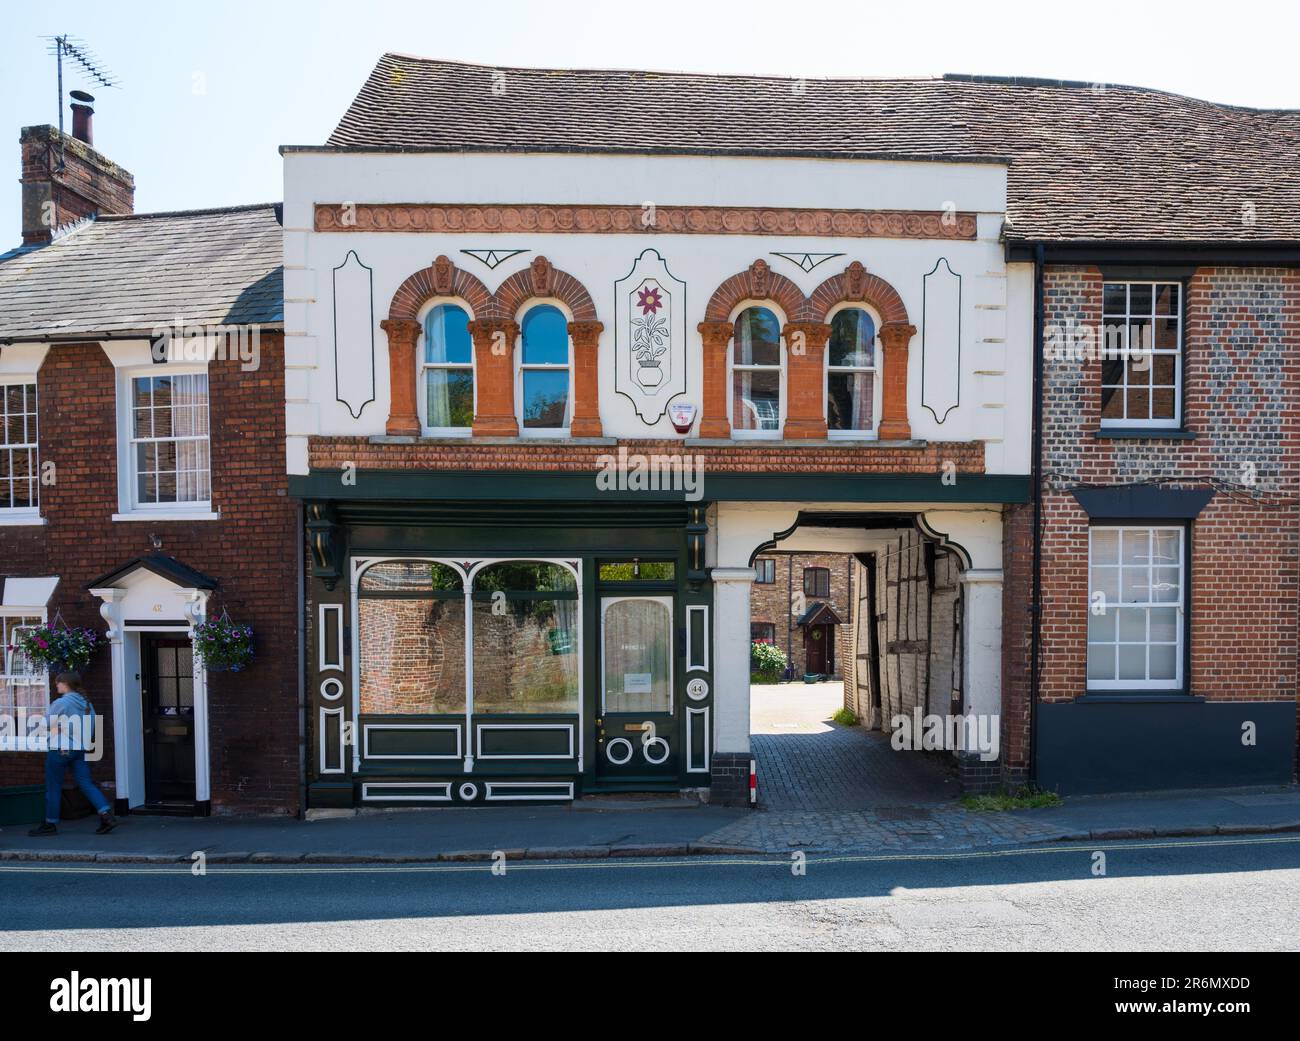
[805,624,833,675]
[142,635,196,805]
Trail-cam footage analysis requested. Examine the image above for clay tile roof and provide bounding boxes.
[0,203,283,342]
[324,55,1300,245]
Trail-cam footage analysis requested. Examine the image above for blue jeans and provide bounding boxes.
[44,750,110,823]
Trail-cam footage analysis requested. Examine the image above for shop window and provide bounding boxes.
[1087,526,1185,690]
[827,308,877,433]
[754,558,776,584]
[518,305,571,434]
[731,306,782,437]
[803,567,830,597]
[358,560,466,714]
[472,561,579,713]
[421,304,474,432]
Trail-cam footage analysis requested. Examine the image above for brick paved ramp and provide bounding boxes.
[750,682,959,811]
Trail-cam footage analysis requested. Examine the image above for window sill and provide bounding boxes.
[1094,428,1197,440]
[370,435,618,446]
[1076,692,1204,704]
[0,513,45,527]
[686,437,927,449]
[113,509,220,522]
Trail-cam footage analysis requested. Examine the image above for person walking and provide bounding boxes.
[28,672,115,836]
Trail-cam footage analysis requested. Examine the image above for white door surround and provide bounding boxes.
[90,560,213,813]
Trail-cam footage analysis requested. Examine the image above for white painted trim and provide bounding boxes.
[318,603,344,672]
[0,513,46,526]
[642,736,670,765]
[604,737,634,765]
[361,781,453,802]
[320,677,344,701]
[475,722,576,761]
[319,706,346,775]
[686,706,711,774]
[685,604,709,673]
[361,722,462,760]
[485,781,575,801]
[112,511,220,523]
[89,582,211,808]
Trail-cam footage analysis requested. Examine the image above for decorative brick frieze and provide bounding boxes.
[314,202,979,240]
[307,436,986,475]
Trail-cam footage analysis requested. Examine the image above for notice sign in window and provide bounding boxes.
[623,673,652,694]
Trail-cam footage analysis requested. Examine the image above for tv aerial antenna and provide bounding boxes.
[42,35,119,169]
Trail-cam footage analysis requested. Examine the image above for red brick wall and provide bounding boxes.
[1032,266,1300,721]
[0,335,299,813]
[750,552,853,678]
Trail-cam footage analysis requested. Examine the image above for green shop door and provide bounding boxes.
[596,596,676,782]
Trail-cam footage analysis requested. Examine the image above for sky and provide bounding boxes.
[3,0,1298,241]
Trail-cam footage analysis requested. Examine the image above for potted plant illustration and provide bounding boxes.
[632,285,668,388]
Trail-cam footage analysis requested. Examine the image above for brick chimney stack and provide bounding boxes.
[20,96,134,245]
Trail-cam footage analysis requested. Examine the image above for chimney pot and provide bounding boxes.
[70,90,95,146]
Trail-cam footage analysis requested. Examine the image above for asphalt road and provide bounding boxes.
[3,835,1299,951]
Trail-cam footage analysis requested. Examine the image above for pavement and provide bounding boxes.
[2,681,1297,864]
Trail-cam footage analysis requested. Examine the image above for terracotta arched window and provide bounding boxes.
[731,306,783,438]
[517,304,572,434]
[420,303,474,433]
[826,307,879,435]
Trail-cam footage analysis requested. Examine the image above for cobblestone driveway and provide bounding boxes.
[750,681,958,811]
[711,682,1065,853]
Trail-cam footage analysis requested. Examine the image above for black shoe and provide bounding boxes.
[28,822,57,837]
[95,812,115,835]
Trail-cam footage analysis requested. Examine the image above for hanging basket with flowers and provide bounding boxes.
[192,610,255,673]
[13,615,100,674]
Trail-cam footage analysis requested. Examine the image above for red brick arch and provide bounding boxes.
[703,258,814,323]
[387,254,495,322]
[809,260,910,325]
[493,255,598,322]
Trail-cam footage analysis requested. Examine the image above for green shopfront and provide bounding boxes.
[301,496,713,808]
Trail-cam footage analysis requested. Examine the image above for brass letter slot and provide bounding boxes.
[623,723,647,733]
